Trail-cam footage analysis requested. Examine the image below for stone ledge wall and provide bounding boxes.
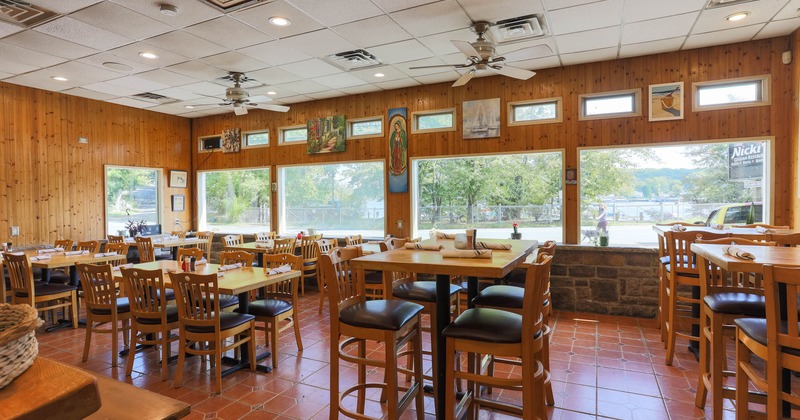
[549,245,659,318]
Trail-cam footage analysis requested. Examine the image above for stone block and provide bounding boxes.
[550,264,568,276]
[551,288,576,311]
[596,266,618,278]
[584,252,626,267]
[569,265,595,277]
[574,279,589,287]
[625,253,657,267]
[591,279,619,302]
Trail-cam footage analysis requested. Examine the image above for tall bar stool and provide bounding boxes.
[443,254,552,419]
[320,247,425,420]
[314,238,337,314]
[693,237,774,419]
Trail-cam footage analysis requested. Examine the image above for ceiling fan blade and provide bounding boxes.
[452,69,476,87]
[499,44,553,63]
[452,40,480,58]
[233,105,248,116]
[258,103,290,112]
[489,65,536,80]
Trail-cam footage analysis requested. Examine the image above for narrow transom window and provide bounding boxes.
[411,108,456,133]
[347,116,383,139]
[243,130,269,148]
[508,98,562,126]
[693,75,770,111]
[579,89,641,120]
[279,125,308,145]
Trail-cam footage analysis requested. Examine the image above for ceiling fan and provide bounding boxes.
[195,72,290,115]
[410,21,552,87]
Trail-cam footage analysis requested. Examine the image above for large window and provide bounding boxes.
[279,161,385,237]
[412,152,564,242]
[579,140,771,246]
[105,166,162,235]
[197,168,271,234]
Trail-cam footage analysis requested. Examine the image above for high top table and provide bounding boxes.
[350,238,537,418]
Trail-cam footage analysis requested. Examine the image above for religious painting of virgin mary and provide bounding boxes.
[387,107,408,193]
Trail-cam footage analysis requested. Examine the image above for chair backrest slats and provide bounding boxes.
[345,234,363,246]
[135,237,156,263]
[77,263,117,310]
[300,234,323,260]
[195,232,214,260]
[107,235,124,244]
[255,231,276,242]
[177,247,205,262]
[263,253,303,297]
[103,243,128,266]
[272,237,296,255]
[77,240,101,253]
[172,272,220,331]
[121,267,168,323]
[3,253,34,302]
[763,265,800,355]
[54,239,73,251]
[223,234,243,247]
[319,247,364,320]
[521,254,552,340]
[220,251,255,267]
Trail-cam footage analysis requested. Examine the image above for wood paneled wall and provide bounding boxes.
[0,82,192,245]
[192,37,795,243]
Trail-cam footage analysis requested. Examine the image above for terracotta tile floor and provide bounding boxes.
[35,290,755,419]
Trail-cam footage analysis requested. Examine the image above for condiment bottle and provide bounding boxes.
[181,257,187,271]
[190,256,196,271]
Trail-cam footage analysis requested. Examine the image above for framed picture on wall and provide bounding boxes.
[170,170,188,188]
[648,82,683,121]
[171,194,185,212]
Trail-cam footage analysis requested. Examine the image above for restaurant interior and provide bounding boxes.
[3,0,800,418]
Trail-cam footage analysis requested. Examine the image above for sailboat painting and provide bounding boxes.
[462,98,500,139]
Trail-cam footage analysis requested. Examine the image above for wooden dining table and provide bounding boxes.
[350,237,537,418]
[126,236,206,260]
[27,250,127,287]
[116,260,300,374]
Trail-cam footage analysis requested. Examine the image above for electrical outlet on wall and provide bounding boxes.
[10,226,19,236]
[396,219,403,230]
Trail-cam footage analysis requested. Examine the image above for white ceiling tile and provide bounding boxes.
[134,69,200,86]
[280,59,342,78]
[83,81,142,96]
[184,16,274,50]
[108,0,223,28]
[0,71,13,80]
[312,73,368,89]
[621,13,699,45]
[107,42,191,67]
[34,17,134,50]
[145,31,228,59]
[200,51,270,73]
[396,57,456,77]
[619,37,686,58]
[560,47,618,66]
[544,0,600,11]
[0,60,43,75]
[622,0,705,23]
[77,52,155,75]
[506,55,562,71]
[0,20,24,38]
[166,61,229,80]
[181,81,231,96]
[18,61,122,89]
[271,94,312,104]
[369,0,439,13]
[0,43,67,68]
[289,0,383,26]
[282,29,359,57]
[333,15,413,48]
[107,97,159,108]
[33,0,103,14]
[684,24,764,50]
[692,4,784,34]
[390,0,473,37]
[248,87,298,99]
[71,2,173,40]
[350,65,408,82]
[276,79,330,94]
[246,67,304,85]
[106,75,170,92]
[418,28,476,56]
[754,18,800,39]
[3,31,99,60]
[375,78,422,90]
[495,38,557,61]
[150,87,204,101]
[368,39,434,64]
[455,0,545,24]
[554,26,620,54]
[339,84,382,95]
[239,41,313,66]
[230,0,324,38]
[62,87,119,101]
[306,90,346,100]
[547,0,624,35]
[3,73,79,91]
[774,0,800,20]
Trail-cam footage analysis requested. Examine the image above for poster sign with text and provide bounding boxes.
[729,142,764,180]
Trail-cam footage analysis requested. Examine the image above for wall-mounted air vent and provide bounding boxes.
[489,15,547,44]
[201,0,264,11]
[131,92,177,105]
[323,49,383,71]
[706,0,758,9]
[0,0,57,27]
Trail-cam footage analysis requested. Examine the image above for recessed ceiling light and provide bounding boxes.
[726,11,750,22]
[160,4,179,17]
[269,16,291,26]
[266,91,277,95]
[139,52,159,59]
[51,76,68,81]
[102,61,133,72]
[184,105,195,109]
[374,73,385,78]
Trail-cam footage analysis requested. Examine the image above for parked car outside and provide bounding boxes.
[705,203,763,226]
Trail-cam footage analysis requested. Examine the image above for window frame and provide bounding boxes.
[347,115,384,140]
[578,89,642,121]
[104,164,163,237]
[278,124,308,146]
[507,97,563,126]
[196,166,272,233]
[411,108,457,134]
[692,75,771,112]
[242,129,270,149]
[198,134,222,154]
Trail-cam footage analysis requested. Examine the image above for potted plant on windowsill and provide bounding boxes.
[511,223,522,240]
[125,219,147,237]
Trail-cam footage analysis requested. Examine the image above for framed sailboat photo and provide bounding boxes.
[462,98,500,139]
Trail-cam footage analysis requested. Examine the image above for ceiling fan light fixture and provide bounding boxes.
[159,4,179,17]
[726,11,750,21]
[139,52,159,59]
[269,16,291,26]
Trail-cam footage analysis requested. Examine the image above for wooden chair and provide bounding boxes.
[660,221,699,226]
[170,230,186,238]
[246,253,303,369]
[54,239,73,251]
[48,239,74,284]
[663,230,728,365]
[735,264,800,418]
[103,243,129,266]
[196,231,214,262]
[172,272,257,394]
[107,235,124,244]
[319,247,425,420]
[299,233,323,297]
[769,232,800,246]
[120,267,180,381]
[254,231,276,242]
[176,247,204,262]
[134,236,156,263]
[77,263,130,367]
[443,254,552,419]
[76,240,101,253]
[220,250,255,267]
[272,237,296,255]
[731,223,789,229]
[223,234,243,247]
[364,240,398,300]
[4,252,78,328]
[314,238,338,314]
[345,234,363,246]
[693,237,775,419]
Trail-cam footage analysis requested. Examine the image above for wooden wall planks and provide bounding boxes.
[0,82,192,246]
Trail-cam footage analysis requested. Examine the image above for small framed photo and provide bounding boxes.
[170,170,188,188]
[171,194,185,212]
[565,168,578,185]
[649,82,684,121]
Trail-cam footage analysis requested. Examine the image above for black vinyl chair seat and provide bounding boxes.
[90,297,131,315]
[47,271,72,284]
[734,318,800,357]
[703,293,765,317]
[213,293,239,309]
[472,285,524,309]
[156,288,176,301]
[15,282,76,297]
[392,281,461,303]
[443,308,532,344]
[364,271,383,285]
[664,264,699,277]
[303,261,315,267]
[185,312,255,333]
[137,304,179,325]
[339,300,423,331]
[660,255,691,266]
[246,298,293,317]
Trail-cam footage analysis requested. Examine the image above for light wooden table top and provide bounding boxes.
[0,357,101,419]
[118,260,300,295]
[21,250,126,269]
[691,243,800,273]
[653,225,800,237]
[125,237,206,248]
[86,368,190,419]
[224,241,279,254]
[350,238,538,278]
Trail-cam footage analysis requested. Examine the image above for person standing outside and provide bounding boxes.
[596,203,608,234]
